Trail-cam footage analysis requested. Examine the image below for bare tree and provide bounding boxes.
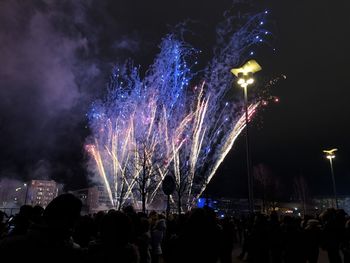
[117,177,128,211]
[174,171,189,215]
[253,163,281,212]
[134,144,161,214]
[293,175,309,216]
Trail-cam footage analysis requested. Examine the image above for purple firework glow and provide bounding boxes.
[86,12,272,211]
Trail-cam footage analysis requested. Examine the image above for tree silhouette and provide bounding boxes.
[253,163,281,212]
[293,174,309,216]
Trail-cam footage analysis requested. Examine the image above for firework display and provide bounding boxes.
[86,12,271,210]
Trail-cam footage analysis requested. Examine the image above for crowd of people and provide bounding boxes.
[1,193,350,263]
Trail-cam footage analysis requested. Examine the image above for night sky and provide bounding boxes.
[0,0,349,198]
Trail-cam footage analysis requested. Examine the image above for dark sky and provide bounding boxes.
[207,0,350,198]
[0,0,349,198]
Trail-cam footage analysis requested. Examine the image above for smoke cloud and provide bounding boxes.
[0,0,141,188]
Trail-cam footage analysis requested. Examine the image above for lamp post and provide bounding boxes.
[24,183,29,205]
[231,60,262,214]
[323,148,338,209]
[15,183,29,205]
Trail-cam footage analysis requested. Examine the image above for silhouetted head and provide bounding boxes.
[336,209,347,220]
[187,208,213,233]
[270,210,278,222]
[320,208,336,223]
[100,210,132,246]
[32,205,44,216]
[123,205,136,215]
[254,213,267,227]
[10,205,33,235]
[139,217,150,233]
[149,210,158,224]
[31,205,44,224]
[44,193,82,233]
[19,205,33,218]
[137,211,147,219]
[158,213,166,220]
[282,215,293,225]
[0,211,6,222]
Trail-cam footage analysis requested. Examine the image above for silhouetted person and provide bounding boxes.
[249,213,270,263]
[124,205,140,242]
[238,214,254,261]
[268,211,283,263]
[8,205,33,236]
[73,215,95,248]
[0,193,84,262]
[219,217,235,263]
[168,208,221,263]
[31,205,44,225]
[150,212,166,263]
[136,218,151,263]
[88,210,139,263]
[303,219,321,263]
[0,211,8,237]
[281,216,304,263]
[343,218,350,263]
[321,209,344,263]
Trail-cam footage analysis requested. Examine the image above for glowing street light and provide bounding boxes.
[231,60,261,88]
[231,60,262,213]
[323,148,338,208]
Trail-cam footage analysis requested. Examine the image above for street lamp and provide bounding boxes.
[14,183,29,205]
[231,60,262,213]
[24,183,29,205]
[323,148,338,208]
